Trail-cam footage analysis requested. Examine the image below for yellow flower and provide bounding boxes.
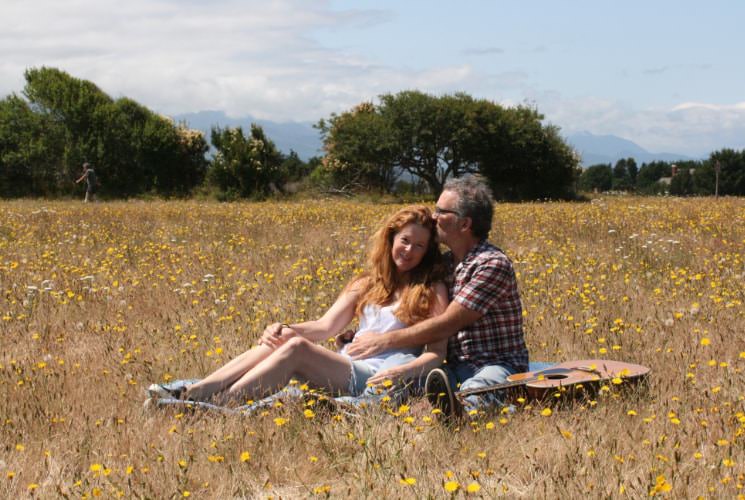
[304,409,315,419]
[466,482,481,493]
[273,417,288,426]
[89,463,102,473]
[399,477,416,485]
[444,481,460,492]
[240,451,250,462]
[541,408,552,417]
[649,474,672,495]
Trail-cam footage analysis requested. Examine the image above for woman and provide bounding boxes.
[155,206,449,405]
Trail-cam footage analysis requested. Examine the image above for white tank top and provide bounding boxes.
[341,302,422,370]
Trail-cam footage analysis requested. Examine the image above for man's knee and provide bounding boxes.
[458,364,512,391]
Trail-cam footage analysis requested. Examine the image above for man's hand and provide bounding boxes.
[334,329,355,350]
[258,323,296,350]
[365,365,407,387]
[343,331,390,360]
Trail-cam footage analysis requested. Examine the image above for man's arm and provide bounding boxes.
[345,301,483,360]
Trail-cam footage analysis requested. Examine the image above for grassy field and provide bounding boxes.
[0,197,743,498]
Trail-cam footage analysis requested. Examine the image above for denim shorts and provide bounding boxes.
[348,352,420,397]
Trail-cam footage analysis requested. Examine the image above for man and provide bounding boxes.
[75,162,98,202]
[345,175,528,417]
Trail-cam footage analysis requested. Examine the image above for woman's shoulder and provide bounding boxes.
[345,274,372,295]
[430,281,448,296]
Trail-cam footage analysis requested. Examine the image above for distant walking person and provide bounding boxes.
[75,163,98,202]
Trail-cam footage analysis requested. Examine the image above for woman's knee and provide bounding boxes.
[280,336,313,354]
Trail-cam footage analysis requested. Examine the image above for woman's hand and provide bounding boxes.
[259,323,296,350]
[366,365,409,387]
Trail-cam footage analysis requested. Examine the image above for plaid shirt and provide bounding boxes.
[446,240,529,372]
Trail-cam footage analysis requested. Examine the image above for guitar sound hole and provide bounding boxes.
[545,374,568,380]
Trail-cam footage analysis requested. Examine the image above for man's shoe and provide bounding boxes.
[425,368,460,418]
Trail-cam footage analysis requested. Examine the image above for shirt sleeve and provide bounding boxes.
[453,257,513,314]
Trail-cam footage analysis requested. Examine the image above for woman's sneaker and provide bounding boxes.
[425,368,461,419]
[147,384,185,400]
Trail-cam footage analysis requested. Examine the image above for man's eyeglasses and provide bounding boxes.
[434,206,461,217]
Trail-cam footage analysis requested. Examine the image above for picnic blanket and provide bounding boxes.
[144,361,556,415]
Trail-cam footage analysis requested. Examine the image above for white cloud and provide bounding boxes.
[1,0,476,122]
[2,0,743,156]
[537,94,745,156]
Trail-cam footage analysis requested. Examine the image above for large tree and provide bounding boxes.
[207,124,284,198]
[0,67,208,198]
[0,94,64,196]
[578,164,613,192]
[320,90,578,199]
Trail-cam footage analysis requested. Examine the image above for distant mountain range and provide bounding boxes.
[566,131,698,167]
[173,111,697,167]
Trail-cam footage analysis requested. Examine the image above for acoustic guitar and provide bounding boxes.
[455,359,650,403]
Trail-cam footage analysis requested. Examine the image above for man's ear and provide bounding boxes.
[460,216,473,233]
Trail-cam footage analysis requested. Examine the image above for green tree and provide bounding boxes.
[317,102,398,192]
[208,124,283,198]
[0,94,64,196]
[710,149,745,195]
[670,167,693,195]
[578,164,613,192]
[476,105,578,200]
[612,158,633,191]
[636,161,672,194]
[692,161,715,195]
[627,158,638,186]
[8,67,208,198]
[320,91,578,199]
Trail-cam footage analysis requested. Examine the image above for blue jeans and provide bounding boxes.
[445,361,555,413]
[444,362,516,413]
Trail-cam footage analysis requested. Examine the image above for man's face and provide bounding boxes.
[433,190,462,247]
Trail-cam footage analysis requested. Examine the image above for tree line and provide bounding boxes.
[579,153,745,196]
[1,67,583,201]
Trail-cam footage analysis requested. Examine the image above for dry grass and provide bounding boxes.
[0,196,743,498]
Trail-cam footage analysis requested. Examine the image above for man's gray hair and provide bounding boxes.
[442,175,494,240]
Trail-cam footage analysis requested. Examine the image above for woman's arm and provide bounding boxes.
[365,282,449,385]
[259,278,367,348]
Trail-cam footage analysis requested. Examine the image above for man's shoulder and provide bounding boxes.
[469,242,512,267]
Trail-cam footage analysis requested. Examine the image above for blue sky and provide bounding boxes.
[3,0,744,156]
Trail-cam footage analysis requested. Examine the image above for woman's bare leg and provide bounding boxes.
[184,344,274,401]
[220,336,353,404]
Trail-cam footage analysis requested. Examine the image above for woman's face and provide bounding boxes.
[391,222,431,274]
